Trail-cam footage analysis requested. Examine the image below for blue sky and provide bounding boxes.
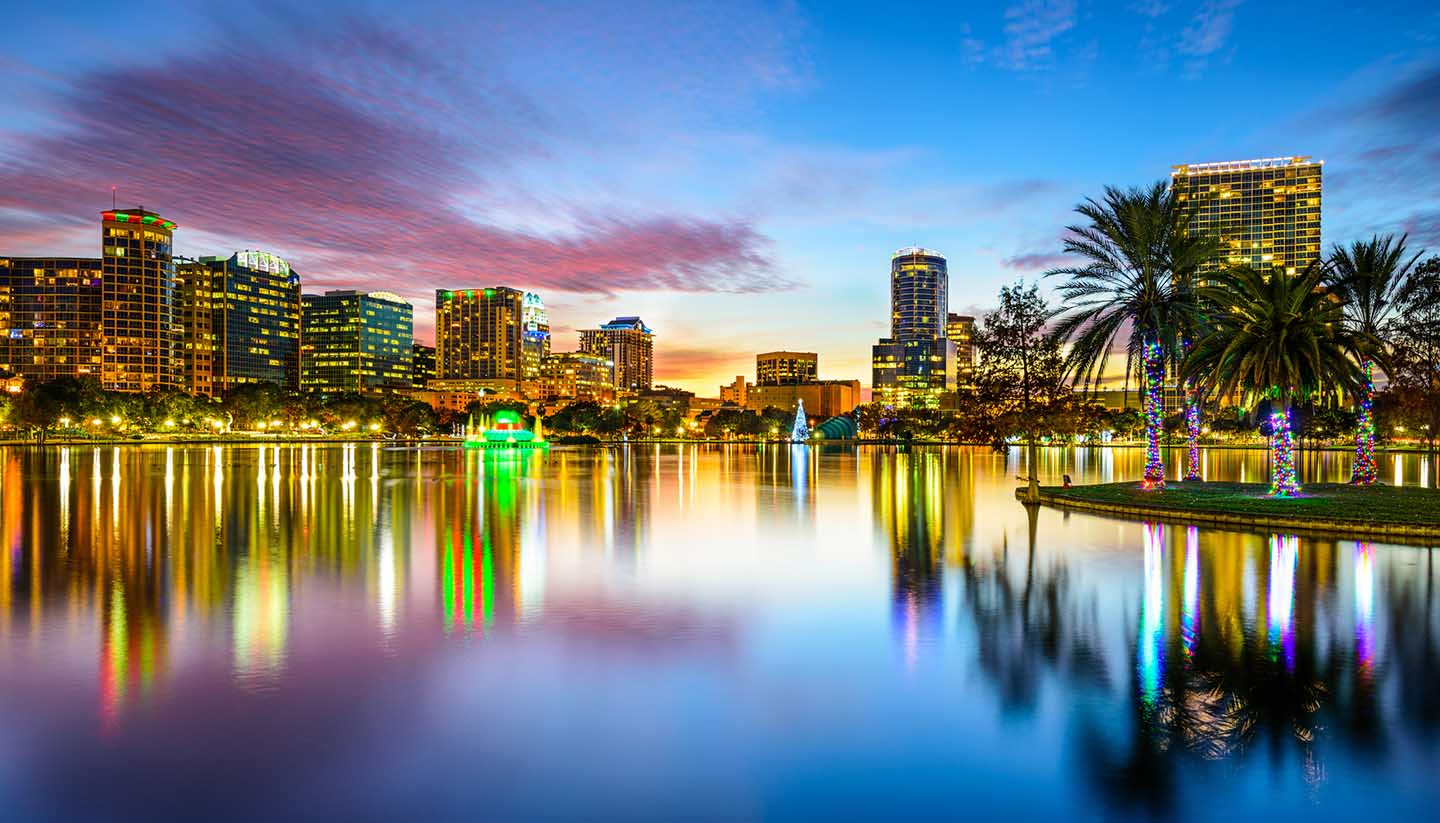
[2,0,1437,393]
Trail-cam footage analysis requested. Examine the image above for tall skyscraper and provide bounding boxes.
[756,351,818,386]
[580,316,653,393]
[1170,156,1323,276]
[0,257,104,383]
[434,287,539,382]
[301,290,413,394]
[177,251,301,397]
[872,248,954,407]
[946,313,977,388]
[101,208,180,391]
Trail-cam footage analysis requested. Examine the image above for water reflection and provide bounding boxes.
[0,443,1436,818]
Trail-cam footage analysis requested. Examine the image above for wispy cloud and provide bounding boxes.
[1177,0,1243,75]
[1000,0,1079,70]
[0,7,797,325]
[1002,251,1072,271]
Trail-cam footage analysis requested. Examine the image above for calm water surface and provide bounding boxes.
[1,444,1437,820]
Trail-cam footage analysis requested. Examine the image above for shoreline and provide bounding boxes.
[1026,481,1440,542]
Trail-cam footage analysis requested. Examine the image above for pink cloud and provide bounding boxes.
[0,23,780,309]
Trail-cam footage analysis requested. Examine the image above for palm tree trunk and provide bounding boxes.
[1184,386,1202,481]
[1270,400,1300,497]
[1350,358,1377,485]
[1142,341,1166,489]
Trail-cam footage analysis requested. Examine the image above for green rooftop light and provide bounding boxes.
[484,288,495,297]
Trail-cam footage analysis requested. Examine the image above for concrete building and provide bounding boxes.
[539,351,615,403]
[720,375,748,406]
[580,316,653,393]
[100,208,180,391]
[435,287,525,382]
[756,351,817,386]
[946,313,977,387]
[746,380,861,420]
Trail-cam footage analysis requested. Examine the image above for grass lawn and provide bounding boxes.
[1042,481,1440,528]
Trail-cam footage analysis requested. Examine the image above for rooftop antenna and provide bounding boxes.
[111,186,116,209]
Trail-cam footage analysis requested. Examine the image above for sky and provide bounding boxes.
[2,0,1438,394]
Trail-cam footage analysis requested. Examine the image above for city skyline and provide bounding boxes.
[2,1,1437,394]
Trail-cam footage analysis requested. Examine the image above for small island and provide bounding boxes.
[1028,482,1440,541]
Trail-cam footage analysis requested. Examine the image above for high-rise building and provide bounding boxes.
[756,351,817,386]
[300,290,413,395]
[872,248,954,407]
[411,343,436,389]
[580,316,654,393]
[1170,156,1323,276]
[0,257,104,383]
[100,208,180,391]
[434,287,528,382]
[521,291,551,381]
[946,313,977,387]
[176,251,301,397]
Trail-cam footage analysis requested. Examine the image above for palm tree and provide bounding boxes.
[1183,263,1362,496]
[1048,181,1216,489]
[1324,234,1422,484]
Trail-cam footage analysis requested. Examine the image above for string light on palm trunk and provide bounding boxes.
[1352,359,1377,485]
[1185,395,1201,481]
[1142,341,1166,490]
[1270,406,1300,497]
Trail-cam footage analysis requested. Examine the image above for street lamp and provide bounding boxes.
[58,417,71,428]
[368,423,380,432]
[164,419,176,428]
[90,418,102,427]
[109,415,120,425]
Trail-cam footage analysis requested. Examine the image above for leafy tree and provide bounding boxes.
[1325,233,1422,482]
[1047,181,1216,487]
[1388,255,1440,453]
[1184,263,1361,495]
[974,282,1072,500]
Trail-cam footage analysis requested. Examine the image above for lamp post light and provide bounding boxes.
[58,417,71,428]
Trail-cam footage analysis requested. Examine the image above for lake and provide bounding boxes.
[0,443,1437,820]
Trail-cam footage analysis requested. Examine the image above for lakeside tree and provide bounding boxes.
[1047,181,1216,489]
[973,281,1070,501]
[1389,255,1440,454]
[1325,234,1421,483]
[1184,263,1361,496]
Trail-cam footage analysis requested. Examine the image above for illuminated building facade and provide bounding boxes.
[412,343,436,388]
[756,351,817,386]
[521,292,551,381]
[300,290,413,394]
[539,351,615,403]
[872,248,955,407]
[946,313,977,387]
[0,257,104,383]
[176,251,301,396]
[720,375,748,406]
[435,287,528,382]
[746,380,861,419]
[101,209,180,392]
[1170,156,1323,276]
[579,316,653,393]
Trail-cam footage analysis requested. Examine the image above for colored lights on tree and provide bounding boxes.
[1184,395,1202,481]
[1141,340,1166,490]
[1269,406,1299,497]
[1352,359,1377,485]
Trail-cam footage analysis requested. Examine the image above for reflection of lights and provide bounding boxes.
[1354,542,1374,678]
[1182,526,1199,660]
[1138,522,1165,708]
[1268,534,1299,669]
